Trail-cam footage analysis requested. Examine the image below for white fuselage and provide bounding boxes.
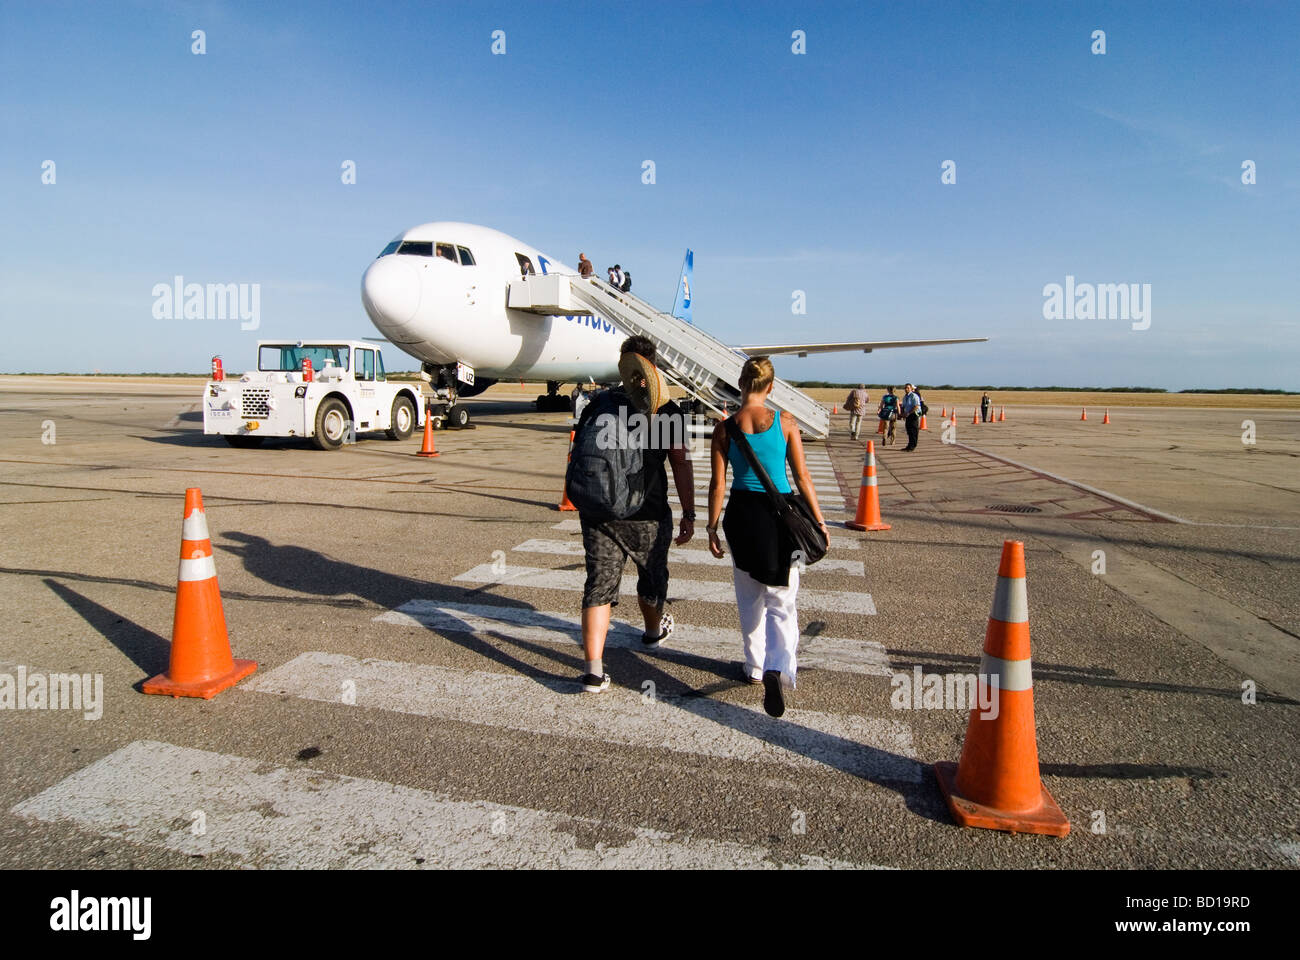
[361,222,624,383]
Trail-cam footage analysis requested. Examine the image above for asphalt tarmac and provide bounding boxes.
[0,380,1296,869]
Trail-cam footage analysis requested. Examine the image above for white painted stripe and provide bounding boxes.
[375,600,891,676]
[512,539,864,576]
[453,565,877,615]
[177,554,216,582]
[978,652,1033,692]
[859,476,877,487]
[989,575,1028,623]
[952,442,1189,524]
[12,740,880,868]
[549,517,861,549]
[246,653,918,781]
[181,511,209,541]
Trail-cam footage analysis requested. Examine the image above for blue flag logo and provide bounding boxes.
[671,249,693,324]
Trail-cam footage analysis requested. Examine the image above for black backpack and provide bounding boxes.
[621,272,631,293]
[565,390,645,520]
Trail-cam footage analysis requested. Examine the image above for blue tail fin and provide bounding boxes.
[671,249,693,324]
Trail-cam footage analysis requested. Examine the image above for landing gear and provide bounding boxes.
[422,362,473,429]
[535,380,572,413]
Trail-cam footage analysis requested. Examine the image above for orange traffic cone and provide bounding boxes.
[558,430,577,511]
[934,540,1069,837]
[143,489,257,699]
[1102,409,1110,424]
[919,413,928,431]
[940,405,947,418]
[1080,407,1087,421]
[832,404,838,415]
[999,406,1005,422]
[971,408,979,425]
[846,441,891,531]
[416,400,439,457]
[876,418,887,436]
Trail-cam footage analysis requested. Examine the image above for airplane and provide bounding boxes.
[360,222,986,425]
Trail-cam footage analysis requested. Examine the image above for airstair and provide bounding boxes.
[508,273,831,439]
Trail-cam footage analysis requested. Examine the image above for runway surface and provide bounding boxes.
[0,380,1296,869]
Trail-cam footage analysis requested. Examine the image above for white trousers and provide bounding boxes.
[733,563,801,687]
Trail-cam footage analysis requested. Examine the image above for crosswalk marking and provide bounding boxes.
[512,538,865,576]
[12,740,881,869]
[548,516,861,549]
[454,564,877,615]
[373,599,893,676]
[244,653,919,782]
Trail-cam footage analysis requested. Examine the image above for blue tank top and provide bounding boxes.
[728,414,792,493]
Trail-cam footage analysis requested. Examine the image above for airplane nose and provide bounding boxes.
[361,256,421,329]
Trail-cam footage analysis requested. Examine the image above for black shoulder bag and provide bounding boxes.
[725,417,828,566]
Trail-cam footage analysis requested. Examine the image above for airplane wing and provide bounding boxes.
[733,337,988,357]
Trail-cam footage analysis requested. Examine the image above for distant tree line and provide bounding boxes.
[791,381,1297,395]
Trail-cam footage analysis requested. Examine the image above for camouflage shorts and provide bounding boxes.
[579,515,672,609]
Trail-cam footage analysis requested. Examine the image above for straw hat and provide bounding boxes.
[618,351,668,414]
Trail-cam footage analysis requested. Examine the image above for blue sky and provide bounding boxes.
[2,1,1297,388]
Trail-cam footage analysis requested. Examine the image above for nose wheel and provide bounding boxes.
[422,362,475,429]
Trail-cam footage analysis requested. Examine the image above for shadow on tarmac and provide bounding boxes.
[42,578,170,689]
[214,532,942,820]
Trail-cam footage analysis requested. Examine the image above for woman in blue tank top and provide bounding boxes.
[704,357,829,718]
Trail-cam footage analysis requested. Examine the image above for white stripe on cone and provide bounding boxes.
[978,652,1034,692]
[177,555,217,582]
[181,510,209,541]
[989,575,1029,623]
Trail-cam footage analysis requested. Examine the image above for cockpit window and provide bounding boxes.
[457,246,475,266]
[397,240,433,256]
[515,253,536,277]
[378,241,401,258]
[435,243,457,262]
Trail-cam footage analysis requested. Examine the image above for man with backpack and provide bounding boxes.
[566,336,695,693]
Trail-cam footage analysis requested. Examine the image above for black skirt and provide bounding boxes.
[723,488,795,587]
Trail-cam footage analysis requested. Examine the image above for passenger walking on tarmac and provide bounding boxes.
[578,253,594,278]
[844,384,869,440]
[575,336,694,693]
[877,386,899,446]
[981,392,992,422]
[900,382,922,451]
[706,356,828,718]
[571,383,589,421]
